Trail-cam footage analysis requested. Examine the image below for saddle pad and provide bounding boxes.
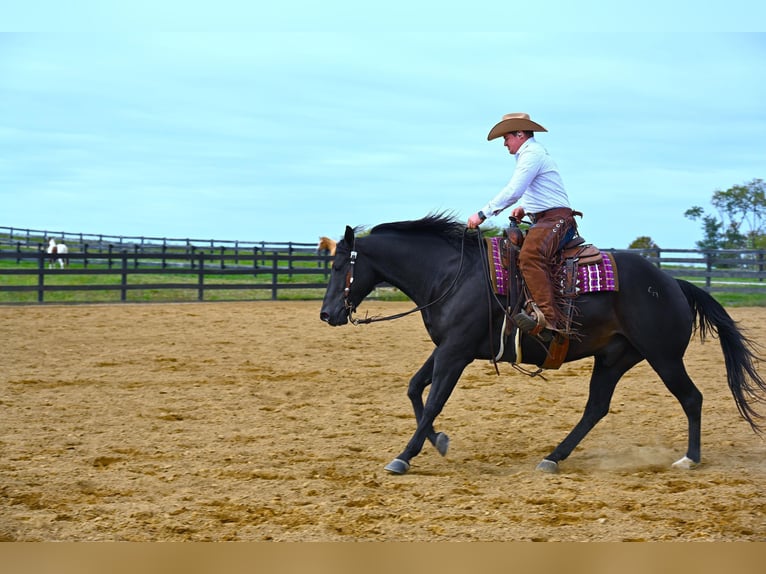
[577,251,619,293]
[486,237,618,296]
[487,237,509,296]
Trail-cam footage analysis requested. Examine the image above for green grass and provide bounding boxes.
[706,291,766,307]
[669,272,766,306]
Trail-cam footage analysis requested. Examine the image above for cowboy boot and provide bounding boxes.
[514,302,554,342]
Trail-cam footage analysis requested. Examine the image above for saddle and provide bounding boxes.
[493,217,606,370]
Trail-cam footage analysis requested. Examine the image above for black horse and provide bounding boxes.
[320,214,765,474]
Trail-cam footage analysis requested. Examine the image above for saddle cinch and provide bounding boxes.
[489,216,617,370]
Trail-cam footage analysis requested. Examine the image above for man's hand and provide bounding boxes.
[467,213,485,229]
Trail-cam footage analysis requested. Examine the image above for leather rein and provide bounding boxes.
[342,224,549,379]
[343,229,470,325]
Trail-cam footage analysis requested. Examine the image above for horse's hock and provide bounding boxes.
[1,301,765,541]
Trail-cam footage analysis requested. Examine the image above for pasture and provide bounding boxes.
[1,301,765,541]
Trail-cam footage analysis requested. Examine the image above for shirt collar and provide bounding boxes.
[515,136,536,157]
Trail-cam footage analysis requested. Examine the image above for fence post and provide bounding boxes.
[219,245,225,270]
[705,251,712,289]
[759,252,764,283]
[121,250,128,302]
[198,251,205,301]
[108,245,114,269]
[37,249,45,303]
[272,251,278,300]
[288,243,294,280]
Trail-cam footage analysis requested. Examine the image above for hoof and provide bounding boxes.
[536,459,559,474]
[671,456,699,470]
[434,432,450,457]
[384,458,411,475]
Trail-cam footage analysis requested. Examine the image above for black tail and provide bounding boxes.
[677,279,766,433]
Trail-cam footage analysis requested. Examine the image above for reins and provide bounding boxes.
[344,224,547,379]
[345,228,470,325]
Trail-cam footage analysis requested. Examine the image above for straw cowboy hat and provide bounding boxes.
[487,112,547,141]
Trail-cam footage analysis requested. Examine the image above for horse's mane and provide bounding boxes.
[370,212,474,245]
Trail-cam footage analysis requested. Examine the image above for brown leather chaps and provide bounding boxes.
[519,207,578,329]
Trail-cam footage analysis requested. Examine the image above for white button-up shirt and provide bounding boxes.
[481,137,570,218]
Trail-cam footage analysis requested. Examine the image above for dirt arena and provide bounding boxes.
[1,301,765,541]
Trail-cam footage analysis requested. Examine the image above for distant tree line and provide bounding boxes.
[629,178,765,251]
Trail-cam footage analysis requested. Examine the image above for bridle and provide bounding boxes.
[343,247,358,314]
[342,229,470,325]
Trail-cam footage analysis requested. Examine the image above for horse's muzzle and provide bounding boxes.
[319,309,349,326]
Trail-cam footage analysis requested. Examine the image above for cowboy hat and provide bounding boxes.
[487,113,547,141]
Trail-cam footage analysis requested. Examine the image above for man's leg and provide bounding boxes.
[515,224,561,335]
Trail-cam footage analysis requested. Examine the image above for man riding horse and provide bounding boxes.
[467,113,580,342]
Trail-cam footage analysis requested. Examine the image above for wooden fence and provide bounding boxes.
[619,248,766,289]
[0,248,333,303]
[0,225,318,263]
[1,226,766,303]
[0,226,332,303]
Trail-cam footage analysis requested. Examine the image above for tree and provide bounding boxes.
[628,235,659,257]
[684,205,726,250]
[685,178,766,250]
[629,236,658,249]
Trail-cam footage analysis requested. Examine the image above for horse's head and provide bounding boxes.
[317,236,337,256]
[319,226,374,326]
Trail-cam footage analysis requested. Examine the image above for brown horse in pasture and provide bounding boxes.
[317,236,337,257]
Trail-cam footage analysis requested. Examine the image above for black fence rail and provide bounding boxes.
[0,248,334,303]
[609,248,766,290]
[2,226,766,303]
[0,225,339,303]
[1,225,319,255]
[0,225,327,280]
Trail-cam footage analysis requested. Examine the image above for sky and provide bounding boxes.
[2,5,765,249]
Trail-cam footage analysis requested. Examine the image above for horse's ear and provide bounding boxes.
[344,226,354,245]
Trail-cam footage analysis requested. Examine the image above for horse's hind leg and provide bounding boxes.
[645,357,702,469]
[538,344,643,473]
[406,352,449,456]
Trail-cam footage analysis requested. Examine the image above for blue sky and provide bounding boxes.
[2,9,765,249]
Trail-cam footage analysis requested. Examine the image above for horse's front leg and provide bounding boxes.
[385,352,471,474]
[406,352,450,458]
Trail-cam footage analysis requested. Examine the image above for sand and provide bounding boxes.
[1,301,764,541]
